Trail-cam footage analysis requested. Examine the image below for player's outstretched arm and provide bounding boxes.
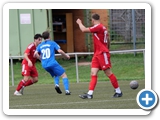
[57,49,70,60]
[76,18,90,33]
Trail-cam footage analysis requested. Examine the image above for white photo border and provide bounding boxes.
[3,2,151,115]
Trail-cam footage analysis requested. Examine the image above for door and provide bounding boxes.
[66,13,74,52]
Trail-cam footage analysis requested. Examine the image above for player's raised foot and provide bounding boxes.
[19,86,25,95]
[14,91,22,96]
[112,92,123,98]
[79,93,93,99]
[55,86,62,94]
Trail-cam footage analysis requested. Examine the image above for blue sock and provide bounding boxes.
[62,78,69,91]
[54,76,60,86]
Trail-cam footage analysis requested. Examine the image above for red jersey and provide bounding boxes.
[89,23,109,55]
[22,43,37,65]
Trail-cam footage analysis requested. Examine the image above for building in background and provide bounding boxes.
[9,9,145,56]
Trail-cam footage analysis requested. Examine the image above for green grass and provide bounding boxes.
[9,53,145,86]
[9,80,145,109]
[110,44,145,51]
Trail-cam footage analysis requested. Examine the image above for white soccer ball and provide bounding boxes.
[130,80,139,89]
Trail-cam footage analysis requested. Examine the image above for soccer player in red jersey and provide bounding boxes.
[76,13,122,99]
[14,34,42,96]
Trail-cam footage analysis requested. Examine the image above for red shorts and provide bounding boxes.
[91,52,111,70]
[21,63,38,77]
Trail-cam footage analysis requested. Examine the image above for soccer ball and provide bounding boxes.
[130,80,139,89]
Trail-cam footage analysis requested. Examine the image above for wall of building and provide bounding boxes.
[9,9,48,56]
[90,9,109,29]
[9,9,109,56]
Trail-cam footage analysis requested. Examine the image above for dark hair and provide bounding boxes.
[42,31,50,40]
[92,13,100,20]
[34,34,42,39]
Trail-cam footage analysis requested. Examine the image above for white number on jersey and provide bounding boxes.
[41,48,51,59]
[104,30,108,43]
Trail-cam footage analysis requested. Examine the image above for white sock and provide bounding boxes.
[115,87,121,94]
[65,90,70,93]
[55,84,59,87]
[88,90,93,95]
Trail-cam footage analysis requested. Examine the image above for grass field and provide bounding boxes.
[9,53,145,85]
[9,80,145,109]
[9,53,145,110]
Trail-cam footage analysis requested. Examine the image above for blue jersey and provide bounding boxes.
[36,40,60,68]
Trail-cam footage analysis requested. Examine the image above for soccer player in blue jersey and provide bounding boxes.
[34,31,71,95]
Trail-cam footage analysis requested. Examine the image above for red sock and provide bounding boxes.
[24,79,33,86]
[16,80,25,91]
[89,76,97,90]
[108,74,119,88]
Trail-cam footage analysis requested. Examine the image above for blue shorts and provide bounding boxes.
[43,61,65,77]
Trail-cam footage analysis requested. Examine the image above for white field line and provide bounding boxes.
[10,98,135,108]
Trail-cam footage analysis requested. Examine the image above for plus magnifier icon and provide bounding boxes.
[142,93,153,105]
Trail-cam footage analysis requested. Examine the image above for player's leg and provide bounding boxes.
[24,77,34,86]
[104,68,122,97]
[44,66,62,94]
[14,64,30,95]
[79,68,99,99]
[54,76,62,94]
[54,76,60,87]
[19,66,38,95]
[88,68,99,94]
[61,72,70,95]
[14,76,30,95]
[25,65,38,86]
[17,76,37,95]
[79,56,99,99]
[53,62,71,95]
[102,52,122,97]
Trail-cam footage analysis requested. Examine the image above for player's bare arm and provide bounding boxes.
[33,51,41,60]
[24,53,33,67]
[34,51,41,60]
[57,49,70,60]
[76,19,90,33]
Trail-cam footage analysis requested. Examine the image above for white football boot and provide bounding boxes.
[14,91,22,96]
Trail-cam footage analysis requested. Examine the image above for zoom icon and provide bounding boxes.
[136,89,158,110]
